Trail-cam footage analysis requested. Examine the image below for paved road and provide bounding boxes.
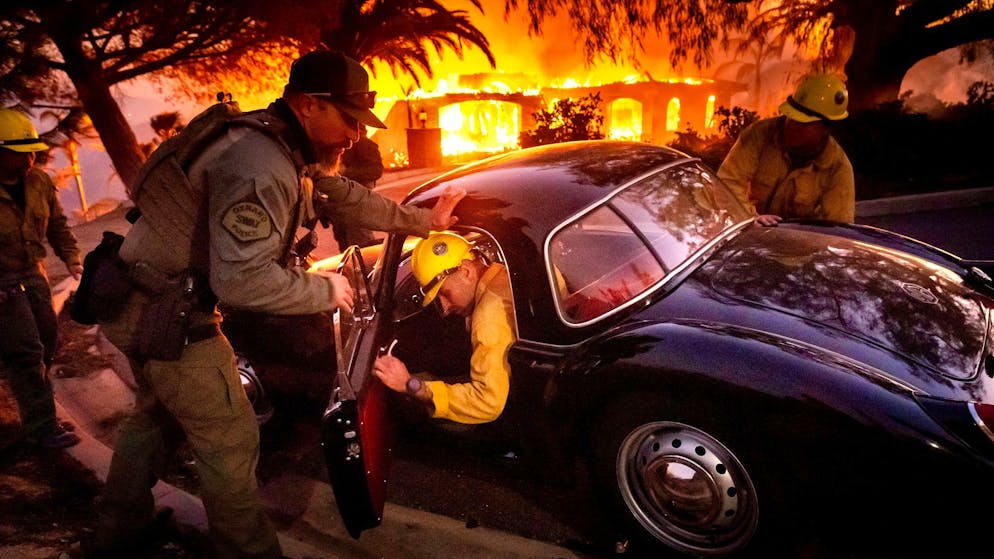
[858,202,994,261]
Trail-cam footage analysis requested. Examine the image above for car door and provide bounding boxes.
[321,244,396,538]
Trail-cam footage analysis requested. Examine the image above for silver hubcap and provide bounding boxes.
[617,421,758,555]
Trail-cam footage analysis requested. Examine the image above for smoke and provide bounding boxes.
[902,46,994,109]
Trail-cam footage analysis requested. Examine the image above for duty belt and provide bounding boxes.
[0,283,25,304]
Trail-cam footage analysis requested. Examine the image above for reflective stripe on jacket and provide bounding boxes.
[717,117,855,222]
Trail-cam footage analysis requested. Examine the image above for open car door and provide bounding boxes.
[321,245,395,538]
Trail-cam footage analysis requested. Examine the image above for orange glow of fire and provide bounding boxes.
[374,67,718,165]
[439,101,521,156]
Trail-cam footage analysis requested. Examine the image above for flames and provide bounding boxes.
[439,101,521,156]
[409,76,527,157]
[380,73,713,160]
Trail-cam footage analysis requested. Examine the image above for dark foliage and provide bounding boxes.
[834,81,994,199]
[668,105,758,170]
[670,83,994,200]
[519,92,605,148]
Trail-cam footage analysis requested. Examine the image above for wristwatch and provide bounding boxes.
[405,376,423,396]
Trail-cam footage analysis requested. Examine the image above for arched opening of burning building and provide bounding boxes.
[705,94,717,130]
[439,100,522,156]
[609,98,644,141]
[666,97,681,132]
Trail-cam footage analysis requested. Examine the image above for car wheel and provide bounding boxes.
[236,353,274,425]
[593,402,763,557]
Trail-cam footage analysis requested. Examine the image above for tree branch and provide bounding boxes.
[900,0,973,29]
[918,8,994,58]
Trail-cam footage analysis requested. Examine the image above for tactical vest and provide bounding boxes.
[127,101,295,276]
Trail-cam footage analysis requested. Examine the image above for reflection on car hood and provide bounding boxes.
[709,226,988,380]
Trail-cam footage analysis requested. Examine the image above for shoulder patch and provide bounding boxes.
[222,199,273,242]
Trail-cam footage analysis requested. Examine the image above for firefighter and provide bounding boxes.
[0,107,82,449]
[718,73,855,226]
[372,231,516,424]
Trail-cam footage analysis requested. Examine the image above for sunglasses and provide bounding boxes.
[308,90,377,109]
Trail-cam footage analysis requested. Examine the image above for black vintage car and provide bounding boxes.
[311,141,994,557]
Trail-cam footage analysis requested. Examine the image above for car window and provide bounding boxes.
[549,162,748,324]
[612,163,748,269]
[550,206,665,324]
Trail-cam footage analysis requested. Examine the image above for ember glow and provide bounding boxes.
[363,0,745,167]
[371,72,740,166]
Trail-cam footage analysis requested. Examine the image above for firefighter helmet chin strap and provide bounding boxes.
[785,96,830,123]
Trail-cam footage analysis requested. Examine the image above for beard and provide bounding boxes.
[315,147,345,173]
[310,148,345,176]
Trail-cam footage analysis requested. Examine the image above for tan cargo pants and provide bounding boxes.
[95,290,281,559]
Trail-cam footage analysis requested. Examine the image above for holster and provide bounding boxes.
[136,271,213,361]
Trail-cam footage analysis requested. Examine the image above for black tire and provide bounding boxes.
[591,396,774,558]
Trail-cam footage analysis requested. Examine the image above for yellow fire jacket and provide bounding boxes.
[427,263,516,424]
[717,117,855,223]
[0,168,81,278]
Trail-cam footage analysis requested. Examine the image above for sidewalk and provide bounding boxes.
[855,185,994,217]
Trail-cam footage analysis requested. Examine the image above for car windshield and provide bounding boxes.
[549,162,748,324]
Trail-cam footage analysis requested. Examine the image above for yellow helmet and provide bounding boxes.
[0,108,48,153]
[779,74,849,123]
[411,232,475,306]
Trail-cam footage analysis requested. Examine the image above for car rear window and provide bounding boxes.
[548,162,747,324]
[550,205,665,324]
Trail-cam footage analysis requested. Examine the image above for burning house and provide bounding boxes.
[369,72,745,168]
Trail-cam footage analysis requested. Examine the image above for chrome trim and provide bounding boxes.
[544,159,752,329]
[617,421,759,554]
[542,157,755,329]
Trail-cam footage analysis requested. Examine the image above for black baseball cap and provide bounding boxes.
[288,50,387,129]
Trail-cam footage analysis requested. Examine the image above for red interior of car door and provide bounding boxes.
[321,246,394,538]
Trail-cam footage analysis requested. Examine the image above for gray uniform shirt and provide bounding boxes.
[121,115,433,316]
[192,125,333,314]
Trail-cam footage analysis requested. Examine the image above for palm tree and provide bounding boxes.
[712,29,803,115]
[320,0,496,87]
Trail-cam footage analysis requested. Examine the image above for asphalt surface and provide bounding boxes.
[42,176,994,559]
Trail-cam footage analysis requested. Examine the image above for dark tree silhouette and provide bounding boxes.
[519,92,605,148]
[320,0,496,87]
[504,0,994,110]
[0,0,496,190]
[0,0,293,188]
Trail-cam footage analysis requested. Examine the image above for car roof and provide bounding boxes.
[406,140,691,226]
[402,141,695,345]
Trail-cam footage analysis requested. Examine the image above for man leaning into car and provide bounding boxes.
[717,73,855,226]
[373,231,516,424]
